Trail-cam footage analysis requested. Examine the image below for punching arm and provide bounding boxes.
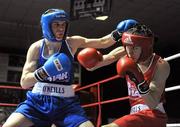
[88,46,126,71]
[68,34,116,50]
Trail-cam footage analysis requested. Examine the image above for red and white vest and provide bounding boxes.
[126,54,165,114]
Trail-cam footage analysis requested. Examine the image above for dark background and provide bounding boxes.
[0,0,180,124]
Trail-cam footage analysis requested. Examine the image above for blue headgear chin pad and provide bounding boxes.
[41,9,69,42]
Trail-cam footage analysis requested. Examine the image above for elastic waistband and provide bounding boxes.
[130,104,149,114]
[32,82,75,97]
[130,103,165,114]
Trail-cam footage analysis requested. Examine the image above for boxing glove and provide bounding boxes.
[116,56,149,94]
[77,48,103,69]
[34,53,71,81]
[111,19,138,42]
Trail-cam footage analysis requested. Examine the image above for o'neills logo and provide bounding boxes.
[124,35,134,45]
[43,86,65,94]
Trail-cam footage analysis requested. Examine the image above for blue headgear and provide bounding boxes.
[41,9,69,42]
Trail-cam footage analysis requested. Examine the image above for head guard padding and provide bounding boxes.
[121,25,154,62]
[41,9,69,42]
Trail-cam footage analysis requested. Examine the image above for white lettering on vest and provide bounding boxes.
[42,86,65,94]
[47,72,68,81]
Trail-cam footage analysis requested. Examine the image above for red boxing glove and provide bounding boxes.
[116,56,149,94]
[77,48,103,69]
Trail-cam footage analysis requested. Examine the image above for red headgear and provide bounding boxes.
[122,32,154,62]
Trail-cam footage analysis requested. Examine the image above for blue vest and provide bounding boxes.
[38,40,74,85]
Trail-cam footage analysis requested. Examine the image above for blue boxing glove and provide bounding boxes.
[34,53,71,81]
[111,19,138,42]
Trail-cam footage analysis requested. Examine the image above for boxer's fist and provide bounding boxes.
[34,53,71,81]
[116,56,149,94]
[117,19,138,32]
[77,48,103,69]
[111,19,138,42]
[116,56,143,81]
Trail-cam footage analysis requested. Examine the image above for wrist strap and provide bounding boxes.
[111,30,122,42]
[34,68,48,81]
[137,80,150,94]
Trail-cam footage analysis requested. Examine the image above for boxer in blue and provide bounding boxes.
[2,9,138,127]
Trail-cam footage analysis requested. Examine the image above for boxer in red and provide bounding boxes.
[79,24,170,127]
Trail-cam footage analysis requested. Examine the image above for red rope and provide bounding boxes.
[75,75,120,91]
[0,85,23,90]
[82,96,129,108]
[97,83,101,127]
[101,96,129,105]
[0,103,18,107]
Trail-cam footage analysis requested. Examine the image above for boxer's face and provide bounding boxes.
[125,45,141,62]
[51,21,66,40]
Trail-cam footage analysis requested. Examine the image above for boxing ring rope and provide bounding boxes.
[164,53,180,61]
[0,53,180,127]
[165,85,180,92]
[167,124,180,127]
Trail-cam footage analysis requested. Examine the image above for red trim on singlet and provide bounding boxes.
[126,54,165,106]
[144,55,160,83]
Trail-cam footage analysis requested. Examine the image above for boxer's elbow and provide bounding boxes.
[20,77,29,89]
[142,93,160,109]
[147,102,159,109]
[20,73,35,89]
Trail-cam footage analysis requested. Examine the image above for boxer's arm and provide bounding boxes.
[20,42,40,89]
[141,59,170,109]
[88,47,126,71]
[67,34,116,50]
[67,19,138,54]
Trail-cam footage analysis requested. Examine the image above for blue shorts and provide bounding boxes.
[15,91,89,127]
